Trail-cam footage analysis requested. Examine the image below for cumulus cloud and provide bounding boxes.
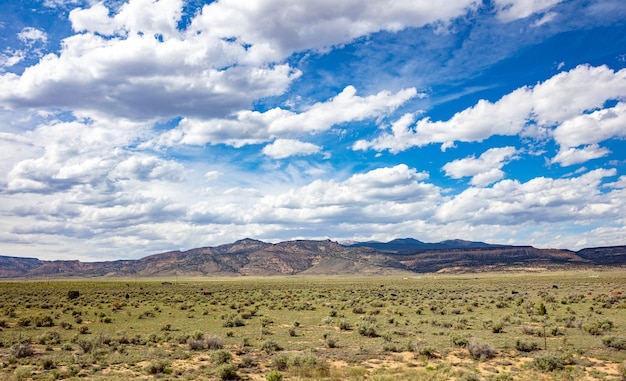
[0,0,475,121]
[190,0,481,62]
[354,65,626,159]
[4,116,186,194]
[552,101,626,147]
[262,139,322,159]
[156,86,418,147]
[443,146,519,186]
[247,164,439,224]
[551,145,611,166]
[0,0,575,122]
[435,168,619,225]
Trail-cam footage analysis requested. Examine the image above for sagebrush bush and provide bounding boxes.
[145,359,171,374]
[338,319,351,331]
[357,322,378,337]
[602,336,626,350]
[583,319,614,335]
[261,339,282,354]
[11,343,33,358]
[216,363,238,380]
[211,349,233,365]
[467,339,496,360]
[452,335,469,347]
[515,339,540,352]
[188,338,205,350]
[266,369,283,381]
[206,335,224,350]
[532,352,565,371]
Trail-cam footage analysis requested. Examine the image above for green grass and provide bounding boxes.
[0,271,625,379]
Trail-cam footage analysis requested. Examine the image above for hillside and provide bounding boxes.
[0,238,624,278]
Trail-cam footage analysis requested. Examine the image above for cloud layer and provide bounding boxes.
[0,0,625,261]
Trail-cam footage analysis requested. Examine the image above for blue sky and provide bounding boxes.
[1,0,626,261]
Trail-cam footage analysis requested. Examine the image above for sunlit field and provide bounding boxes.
[0,271,625,380]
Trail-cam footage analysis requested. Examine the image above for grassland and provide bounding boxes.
[0,271,625,380]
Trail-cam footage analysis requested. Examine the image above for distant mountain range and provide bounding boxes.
[0,238,625,278]
[345,237,507,252]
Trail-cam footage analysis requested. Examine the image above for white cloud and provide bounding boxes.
[0,0,475,121]
[532,11,558,27]
[247,164,439,224]
[17,27,48,44]
[262,139,322,159]
[0,50,25,68]
[354,65,626,156]
[494,0,563,22]
[69,0,183,39]
[157,86,418,147]
[42,0,83,8]
[552,101,626,148]
[551,145,611,166]
[190,0,482,62]
[0,0,571,122]
[435,168,619,225]
[442,146,518,186]
[3,116,183,194]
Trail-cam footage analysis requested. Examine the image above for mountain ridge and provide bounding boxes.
[1,238,625,278]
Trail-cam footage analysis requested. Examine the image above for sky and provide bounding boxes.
[1,0,626,261]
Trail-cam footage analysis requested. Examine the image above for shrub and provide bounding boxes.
[59,321,72,330]
[211,349,233,365]
[515,339,540,352]
[467,339,496,360]
[11,343,34,358]
[352,306,366,314]
[532,352,565,372]
[602,336,626,350]
[37,331,61,345]
[145,359,171,375]
[261,339,282,354]
[76,339,94,353]
[206,335,224,350]
[415,345,438,359]
[290,354,330,378]
[16,317,31,327]
[272,354,289,371]
[520,325,540,336]
[34,315,54,327]
[216,363,238,380]
[266,370,283,381]
[583,319,614,335]
[452,335,469,347]
[41,358,56,370]
[188,338,205,350]
[357,322,378,337]
[535,302,547,316]
[491,321,504,333]
[223,315,245,328]
[325,336,338,348]
[338,319,351,331]
[239,355,255,368]
[67,290,80,300]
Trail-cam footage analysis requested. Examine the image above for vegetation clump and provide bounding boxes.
[467,339,496,360]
